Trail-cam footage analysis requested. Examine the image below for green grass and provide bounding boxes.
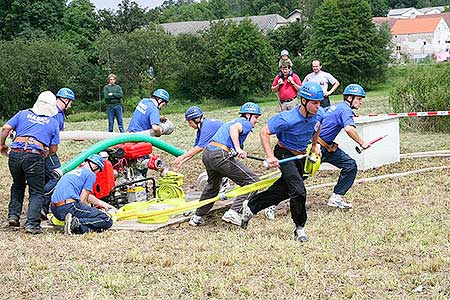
[0,87,449,299]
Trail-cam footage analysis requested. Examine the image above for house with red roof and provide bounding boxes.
[391,16,450,60]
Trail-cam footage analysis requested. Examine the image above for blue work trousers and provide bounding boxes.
[321,147,357,195]
[8,151,45,228]
[42,154,61,215]
[107,104,124,132]
[51,201,113,234]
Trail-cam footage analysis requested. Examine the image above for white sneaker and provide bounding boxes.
[264,205,276,220]
[294,226,308,242]
[189,214,205,226]
[222,209,241,226]
[241,200,254,229]
[327,193,352,209]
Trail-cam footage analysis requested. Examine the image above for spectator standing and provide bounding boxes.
[303,60,340,108]
[271,61,302,111]
[103,74,124,132]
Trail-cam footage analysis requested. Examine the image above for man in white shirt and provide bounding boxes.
[303,60,340,108]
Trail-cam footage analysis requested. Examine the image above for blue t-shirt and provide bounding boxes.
[194,118,223,148]
[7,109,60,151]
[51,167,96,203]
[54,107,65,131]
[209,117,253,150]
[268,107,324,152]
[320,102,355,143]
[128,98,160,132]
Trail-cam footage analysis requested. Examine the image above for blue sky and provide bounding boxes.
[90,0,165,11]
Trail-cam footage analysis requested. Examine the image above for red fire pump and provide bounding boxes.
[91,142,164,207]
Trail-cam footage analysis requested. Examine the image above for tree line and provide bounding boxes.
[0,0,398,119]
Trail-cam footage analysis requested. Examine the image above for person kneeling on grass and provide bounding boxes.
[50,154,115,235]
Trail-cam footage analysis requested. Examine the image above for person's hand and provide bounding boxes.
[312,144,322,157]
[360,141,370,150]
[160,116,168,123]
[0,144,8,156]
[173,157,182,172]
[265,155,279,168]
[236,149,247,159]
[278,78,284,85]
[108,92,113,96]
[287,76,293,84]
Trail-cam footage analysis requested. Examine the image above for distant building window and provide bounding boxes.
[396,45,401,51]
[424,41,427,45]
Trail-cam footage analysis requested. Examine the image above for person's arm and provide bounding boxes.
[103,85,112,99]
[260,125,278,168]
[48,145,58,155]
[88,194,116,210]
[271,76,283,92]
[173,146,203,171]
[152,124,162,137]
[80,189,91,204]
[230,122,245,158]
[114,85,123,99]
[288,74,301,91]
[0,124,13,156]
[325,81,340,97]
[344,125,369,149]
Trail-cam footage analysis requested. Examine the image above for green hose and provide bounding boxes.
[54,134,185,177]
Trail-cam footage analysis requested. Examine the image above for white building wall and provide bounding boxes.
[392,19,450,58]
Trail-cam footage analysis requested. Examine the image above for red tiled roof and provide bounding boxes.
[417,12,450,27]
[391,17,442,35]
[372,17,397,28]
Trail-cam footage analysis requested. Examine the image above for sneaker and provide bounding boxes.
[189,214,205,227]
[327,193,352,209]
[24,226,42,235]
[8,218,20,227]
[264,205,276,220]
[241,200,254,229]
[221,209,241,226]
[40,209,48,221]
[64,213,80,235]
[294,226,308,242]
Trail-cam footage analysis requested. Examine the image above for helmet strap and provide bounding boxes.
[58,98,70,111]
[345,95,356,109]
[87,161,99,172]
[301,99,314,117]
[193,116,203,129]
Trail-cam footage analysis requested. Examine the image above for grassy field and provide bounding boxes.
[0,89,449,299]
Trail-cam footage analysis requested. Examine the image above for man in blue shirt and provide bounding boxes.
[51,154,115,235]
[241,82,324,242]
[189,102,261,227]
[0,91,60,234]
[128,89,170,135]
[318,84,369,209]
[42,87,76,218]
[173,106,223,171]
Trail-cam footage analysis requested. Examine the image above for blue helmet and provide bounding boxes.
[299,82,324,101]
[239,102,262,115]
[56,87,75,101]
[185,106,203,120]
[343,84,366,97]
[86,154,104,171]
[152,89,170,102]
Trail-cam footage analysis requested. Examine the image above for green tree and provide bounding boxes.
[99,0,150,33]
[0,0,65,40]
[371,0,389,16]
[0,39,93,119]
[215,19,274,99]
[96,25,178,98]
[305,0,391,86]
[58,0,99,53]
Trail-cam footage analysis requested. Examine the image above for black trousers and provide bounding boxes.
[248,145,308,227]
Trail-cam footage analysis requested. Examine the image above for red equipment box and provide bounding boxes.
[115,142,153,159]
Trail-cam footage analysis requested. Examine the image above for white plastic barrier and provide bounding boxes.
[320,116,400,171]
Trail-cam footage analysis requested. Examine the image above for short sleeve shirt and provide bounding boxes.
[194,118,224,148]
[268,107,324,152]
[320,102,355,143]
[303,71,337,94]
[51,167,96,203]
[128,98,160,132]
[272,73,302,101]
[53,107,65,131]
[209,117,253,150]
[7,109,60,151]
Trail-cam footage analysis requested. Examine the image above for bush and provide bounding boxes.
[390,63,450,132]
